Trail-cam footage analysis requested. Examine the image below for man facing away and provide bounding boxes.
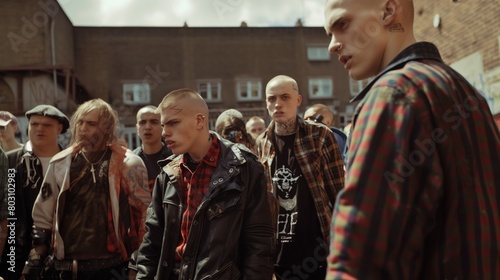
[137,88,275,279]
[256,75,345,279]
[23,99,151,279]
[303,103,347,164]
[324,0,500,279]
[0,105,69,280]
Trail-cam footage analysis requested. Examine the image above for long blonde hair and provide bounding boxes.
[69,98,119,146]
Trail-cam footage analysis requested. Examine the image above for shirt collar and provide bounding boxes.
[350,42,443,103]
[182,135,220,168]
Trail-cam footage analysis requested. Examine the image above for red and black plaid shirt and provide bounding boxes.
[175,136,220,260]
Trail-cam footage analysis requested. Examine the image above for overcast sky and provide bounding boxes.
[57,0,326,27]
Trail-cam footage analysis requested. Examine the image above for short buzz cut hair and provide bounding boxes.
[136,105,159,122]
[155,88,201,114]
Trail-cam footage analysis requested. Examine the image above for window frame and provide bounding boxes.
[122,82,151,105]
[236,78,262,101]
[308,77,334,99]
[307,45,330,61]
[197,79,222,103]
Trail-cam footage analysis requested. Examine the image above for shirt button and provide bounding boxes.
[229,168,234,173]
[218,178,223,182]
[184,256,190,261]
[210,158,214,162]
[162,261,168,267]
[193,220,198,226]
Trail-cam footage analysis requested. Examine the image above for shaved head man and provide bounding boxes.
[324,0,500,279]
[156,89,210,161]
[304,104,335,127]
[133,105,172,194]
[137,88,275,279]
[324,0,415,80]
[257,75,344,279]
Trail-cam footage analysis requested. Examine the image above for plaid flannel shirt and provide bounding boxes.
[257,117,345,243]
[175,136,220,260]
[327,42,500,279]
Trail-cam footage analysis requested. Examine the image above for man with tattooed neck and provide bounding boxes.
[324,0,500,279]
[22,99,151,279]
[256,75,345,279]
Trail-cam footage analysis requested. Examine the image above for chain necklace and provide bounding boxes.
[80,148,108,183]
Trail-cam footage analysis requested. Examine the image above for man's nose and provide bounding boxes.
[328,36,342,54]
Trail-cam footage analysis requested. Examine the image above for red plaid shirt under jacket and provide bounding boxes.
[175,136,220,261]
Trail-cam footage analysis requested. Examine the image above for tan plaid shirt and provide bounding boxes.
[257,117,345,242]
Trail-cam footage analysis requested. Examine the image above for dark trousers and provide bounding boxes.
[274,262,326,280]
[0,255,25,280]
[49,262,128,280]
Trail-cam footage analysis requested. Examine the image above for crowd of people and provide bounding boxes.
[1,0,499,279]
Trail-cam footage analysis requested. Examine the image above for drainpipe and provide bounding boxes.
[51,17,57,104]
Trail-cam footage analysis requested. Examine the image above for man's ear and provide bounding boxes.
[196,114,205,129]
[382,0,400,25]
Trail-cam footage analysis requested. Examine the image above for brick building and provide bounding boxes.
[1,0,355,148]
[1,0,499,148]
[73,25,353,131]
[413,0,500,114]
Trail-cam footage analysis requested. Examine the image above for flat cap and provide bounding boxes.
[26,105,70,133]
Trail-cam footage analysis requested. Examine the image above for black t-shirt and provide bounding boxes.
[59,149,112,259]
[135,146,172,192]
[271,134,324,267]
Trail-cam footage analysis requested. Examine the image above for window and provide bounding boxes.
[307,46,330,61]
[349,78,371,96]
[197,80,221,102]
[236,79,262,101]
[309,78,333,99]
[123,83,150,105]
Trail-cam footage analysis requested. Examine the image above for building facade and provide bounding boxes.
[413,0,500,114]
[1,0,498,148]
[1,0,354,149]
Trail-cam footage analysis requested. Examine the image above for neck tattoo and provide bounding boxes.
[80,148,108,183]
[275,120,297,136]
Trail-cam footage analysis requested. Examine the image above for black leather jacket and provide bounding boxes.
[136,136,275,280]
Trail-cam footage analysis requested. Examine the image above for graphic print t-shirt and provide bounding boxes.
[271,134,323,267]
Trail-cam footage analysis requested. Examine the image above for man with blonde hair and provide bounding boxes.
[324,0,500,278]
[23,99,150,279]
[137,89,274,279]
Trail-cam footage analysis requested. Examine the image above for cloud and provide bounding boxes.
[57,0,325,27]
